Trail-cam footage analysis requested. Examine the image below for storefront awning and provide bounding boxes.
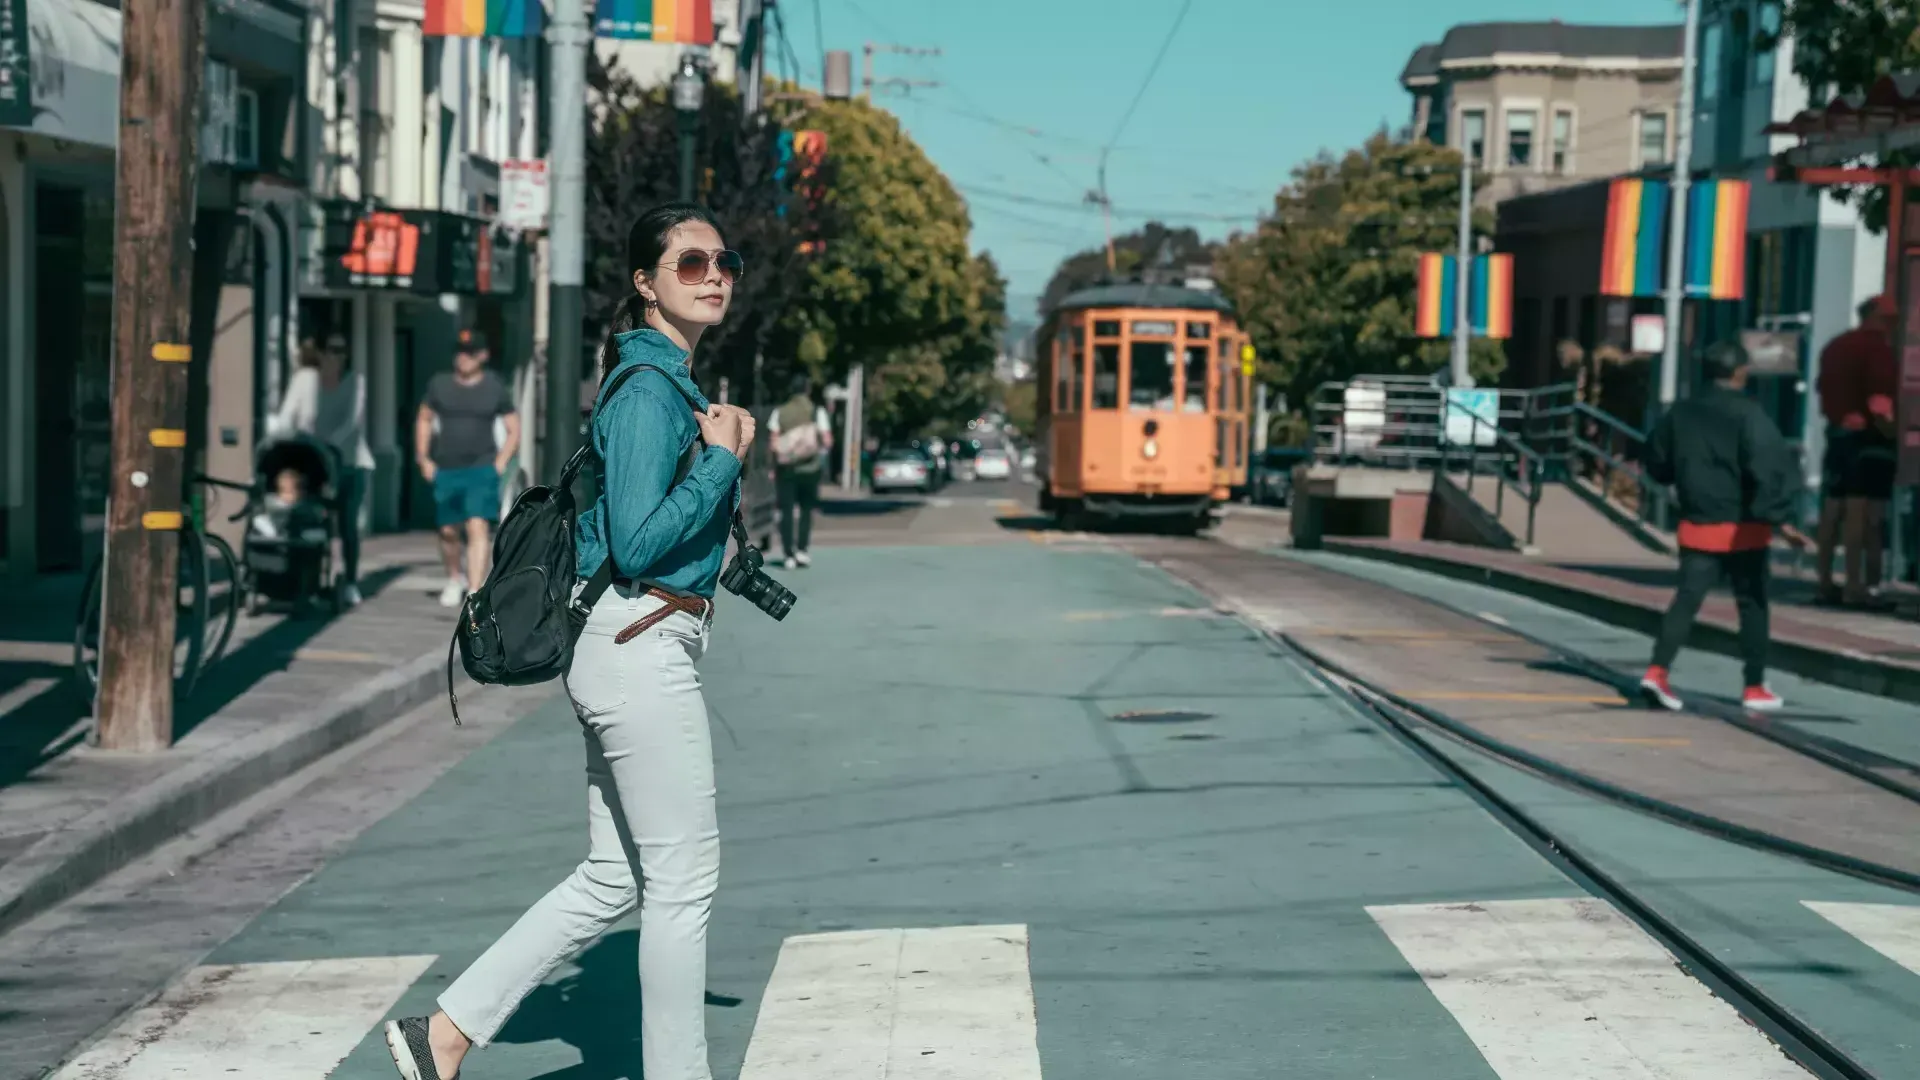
[1,0,120,149]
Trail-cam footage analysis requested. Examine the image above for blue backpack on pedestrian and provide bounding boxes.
[446,364,694,722]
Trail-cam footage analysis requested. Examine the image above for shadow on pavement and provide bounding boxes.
[0,562,415,789]
[818,497,919,517]
[495,928,741,1080]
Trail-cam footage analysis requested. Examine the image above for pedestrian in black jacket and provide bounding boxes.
[1639,341,1808,712]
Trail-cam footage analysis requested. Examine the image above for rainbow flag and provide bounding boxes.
[1685,179,1749,300]
[1415,253,1512,339]
[595,0,714,42]
[424,0,544,36]
[1599,178,1669,297]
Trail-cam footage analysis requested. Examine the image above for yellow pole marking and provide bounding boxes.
[150,342,192,362]
[149,428,188,448]
[291,648,386,664]
[141,510,184,530]
[1402,690,1627,704]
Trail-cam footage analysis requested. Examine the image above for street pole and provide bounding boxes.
[545,0,588,482]
[1660,0,1702,407]
[843,363,864,490]
[678,112,697,202]
[95,0,206,750]
[1452,161,1473,388]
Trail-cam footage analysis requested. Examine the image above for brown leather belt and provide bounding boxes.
[612,583,710,644]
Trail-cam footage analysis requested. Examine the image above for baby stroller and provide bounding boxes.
[242,434,343,614]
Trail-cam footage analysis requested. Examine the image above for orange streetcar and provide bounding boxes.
[1035,282,1252,532]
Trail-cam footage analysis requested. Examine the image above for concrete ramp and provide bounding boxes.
[1466,478,1669,562]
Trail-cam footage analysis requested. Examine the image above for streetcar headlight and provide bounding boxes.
[1143,439,1159,460]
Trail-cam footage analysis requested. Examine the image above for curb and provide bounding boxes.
[0,649,449,936]
[1322,539,1920,706]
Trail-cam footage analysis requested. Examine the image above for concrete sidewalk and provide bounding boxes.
[1323,537,1920,704]
[0,533,465,933]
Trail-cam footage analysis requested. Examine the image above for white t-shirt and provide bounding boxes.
[766,405,832,435]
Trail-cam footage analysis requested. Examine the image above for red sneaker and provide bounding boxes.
[1639,667,1682,711]
[1742,686,1785,712]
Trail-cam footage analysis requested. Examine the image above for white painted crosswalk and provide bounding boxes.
[1367,897,1813,1079]
[1804,901,1920,976]
[739,924,1044,1080]
[51,955,436,1080]
[42,899,1920,1079]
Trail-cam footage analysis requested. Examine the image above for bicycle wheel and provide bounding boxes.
[199,532,242,671]
[73,533,212,707]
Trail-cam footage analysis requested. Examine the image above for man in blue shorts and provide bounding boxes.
[415,328,520,607]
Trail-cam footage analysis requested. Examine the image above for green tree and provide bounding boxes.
[1036,223,1215,317]
[1216,131,1504,423]
[1769,0,1920,231]
[778,98,1006,440]
[583,61,828,401]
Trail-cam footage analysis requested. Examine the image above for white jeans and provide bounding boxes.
[439,585,720,1080]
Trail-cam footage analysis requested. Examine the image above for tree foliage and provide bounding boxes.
[1036,223,1215,318]
[1216,132,1504,419]
[584,59,829,402]
[1769,0,1920,231]
[777,97,1006,441]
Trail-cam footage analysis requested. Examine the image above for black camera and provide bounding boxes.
[719,543,795,621]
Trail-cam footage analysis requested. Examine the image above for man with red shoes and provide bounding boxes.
[1639,341,1809,713]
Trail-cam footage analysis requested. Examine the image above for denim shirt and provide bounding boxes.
[574,329,742,598]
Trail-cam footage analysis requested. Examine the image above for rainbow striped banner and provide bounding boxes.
[1599,178,1669,297]
[423,0,545,36]
[1415,253,1513,340]
[1685,179,1749,300]
[595,0,714,42]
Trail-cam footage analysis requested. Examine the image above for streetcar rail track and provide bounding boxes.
[1275,631,1881,1080]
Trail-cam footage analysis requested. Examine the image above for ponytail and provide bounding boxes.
[597,294,647,380]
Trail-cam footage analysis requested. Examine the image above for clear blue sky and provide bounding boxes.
[788,0,1685,318]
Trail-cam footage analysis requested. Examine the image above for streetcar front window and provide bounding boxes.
[1092,344,1121,409]
[1129,342,1175,412]
[1182,345,1209,413]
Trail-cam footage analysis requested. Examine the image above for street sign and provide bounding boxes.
[1444,388,1499,447]
[500,159,550,231]
[1630,314,1665,355]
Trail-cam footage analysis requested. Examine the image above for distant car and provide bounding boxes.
[973,448,1013,481]
[870,447,934,493]
[1252,446,1314,507]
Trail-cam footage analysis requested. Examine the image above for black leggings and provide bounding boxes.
[1651,547,1770,686]
[777,468,820,556]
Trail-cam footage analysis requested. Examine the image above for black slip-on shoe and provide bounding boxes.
[384,1016,457,1080]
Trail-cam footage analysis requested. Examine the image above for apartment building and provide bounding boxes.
[1402,20,1684,205]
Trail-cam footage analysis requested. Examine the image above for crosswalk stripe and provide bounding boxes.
[1368,898,1810,1079]
[51,955,436,1080]
[1803,901,1920,975]
[739,924,1042,1079]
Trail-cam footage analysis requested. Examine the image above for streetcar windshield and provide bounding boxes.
[1129,342,1174,411]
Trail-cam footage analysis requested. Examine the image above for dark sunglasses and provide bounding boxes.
[661,248,744,285]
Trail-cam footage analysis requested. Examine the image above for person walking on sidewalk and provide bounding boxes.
[385,202,753,1080]
[1639,341,1809,713]
[766,373,832,569]
[1814,294,1899,607]
[268,332,375,606]
[415,328,520,608]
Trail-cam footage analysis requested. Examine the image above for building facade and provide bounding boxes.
[0,0,547,577]
[1402,21,1683,206]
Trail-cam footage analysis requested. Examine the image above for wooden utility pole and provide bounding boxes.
[95,0,205,751]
